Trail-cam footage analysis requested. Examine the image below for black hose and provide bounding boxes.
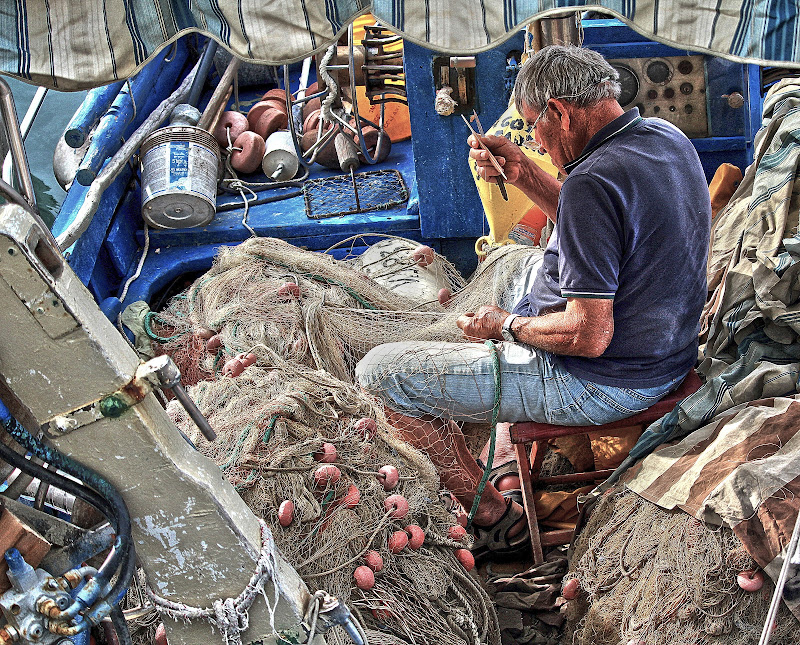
[0,435,116,528]
[108,604,134,645]
[186,40,219,108]
[0,416,134,612]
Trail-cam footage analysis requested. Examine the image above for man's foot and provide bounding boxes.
[478,457,522,492]
[471,490,530,562]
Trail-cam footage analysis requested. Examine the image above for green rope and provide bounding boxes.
[221,420,255,471]
[212,350,225,375]
[235,470,258,491]
[261,414,279,444]
[223,413,281,473]
[143,311,182,342]
[230,414,281,491]
[466,340,502,528]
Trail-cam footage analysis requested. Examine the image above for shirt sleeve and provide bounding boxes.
[557,173,623,299]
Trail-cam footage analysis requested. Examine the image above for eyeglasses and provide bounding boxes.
[523,105,550,152]
[521,77,612,153]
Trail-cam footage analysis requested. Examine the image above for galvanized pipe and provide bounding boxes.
[0,77,37,208]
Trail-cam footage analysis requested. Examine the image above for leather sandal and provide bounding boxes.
[476,458,519,488]
[470,490,530,562]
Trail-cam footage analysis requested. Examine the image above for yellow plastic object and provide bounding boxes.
[469,104,558,256]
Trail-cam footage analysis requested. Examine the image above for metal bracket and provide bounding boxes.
[433,56,476,114]
[45,355,215,441]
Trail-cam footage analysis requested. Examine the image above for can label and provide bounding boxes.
[142,141,218,204]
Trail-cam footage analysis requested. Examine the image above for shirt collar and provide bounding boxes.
[563,108,643,175]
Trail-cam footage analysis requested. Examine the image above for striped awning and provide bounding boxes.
[2,1,800,91]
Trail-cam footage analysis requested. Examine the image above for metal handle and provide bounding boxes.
[0,78,37,210]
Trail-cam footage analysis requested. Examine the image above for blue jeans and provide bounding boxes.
[356,340,682,426]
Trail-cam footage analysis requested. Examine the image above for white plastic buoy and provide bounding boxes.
[262,131,299,181]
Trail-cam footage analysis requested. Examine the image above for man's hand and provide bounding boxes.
[468,134,528,184]
[456,305,509,341]
[467,133,561,222]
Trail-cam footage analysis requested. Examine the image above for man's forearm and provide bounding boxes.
[514,159,562,222]
[511,302,613,358]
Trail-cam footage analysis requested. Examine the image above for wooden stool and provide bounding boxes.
[509,370,702,564]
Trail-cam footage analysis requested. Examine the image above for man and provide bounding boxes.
[356,45,711,558]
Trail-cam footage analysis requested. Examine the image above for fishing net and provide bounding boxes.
[150,236,534,388]
[167,350,500,645]
[148,234,540,471]
[138,237,547,643]
[563,487,800,645]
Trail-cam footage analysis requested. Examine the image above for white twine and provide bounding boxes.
[435,86,458,116]
[147,520,279,645]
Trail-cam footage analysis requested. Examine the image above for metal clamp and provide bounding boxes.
[46,356,216,441]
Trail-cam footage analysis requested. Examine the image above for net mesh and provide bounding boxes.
[564,487,800,645]
[168,351,499,645]
[304,170,409,218]
[140,237,543,644]
[149,238,538,518]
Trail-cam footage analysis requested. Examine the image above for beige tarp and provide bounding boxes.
[2,1,800,90]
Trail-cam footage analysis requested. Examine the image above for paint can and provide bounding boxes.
[140,126,220,229]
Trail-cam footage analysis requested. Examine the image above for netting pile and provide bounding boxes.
[129,237,554,644]
[563,487,800,645]
[152,237,535,386]
[168,352,499,645]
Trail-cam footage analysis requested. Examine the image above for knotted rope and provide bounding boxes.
[147,520,279,645]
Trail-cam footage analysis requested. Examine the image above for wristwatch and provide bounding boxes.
[501,314,519,342]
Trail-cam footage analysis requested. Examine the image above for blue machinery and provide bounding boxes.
[51,19,761,320]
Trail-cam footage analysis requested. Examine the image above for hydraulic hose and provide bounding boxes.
[0,400,134,621]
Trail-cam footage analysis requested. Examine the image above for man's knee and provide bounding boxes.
[355,342,410,392]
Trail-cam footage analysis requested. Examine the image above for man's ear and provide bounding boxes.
[550,99,571,131]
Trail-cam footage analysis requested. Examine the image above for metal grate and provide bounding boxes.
[304,169,408,219]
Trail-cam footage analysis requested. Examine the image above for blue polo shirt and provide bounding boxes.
[513,109,711,387]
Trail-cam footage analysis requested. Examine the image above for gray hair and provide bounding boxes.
[514,45,621,116]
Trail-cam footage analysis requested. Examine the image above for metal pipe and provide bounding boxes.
[0,78,36,208]
[3,86,47,187]
[197,55,240,130]
[186,39,219,108]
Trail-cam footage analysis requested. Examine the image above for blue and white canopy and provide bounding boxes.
[2,0,799,90]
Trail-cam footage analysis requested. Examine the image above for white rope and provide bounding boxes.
[228,180,258,237]
[118,223,150,303]
[147,520,279,645]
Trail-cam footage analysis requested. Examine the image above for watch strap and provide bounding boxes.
[502,313,519,340]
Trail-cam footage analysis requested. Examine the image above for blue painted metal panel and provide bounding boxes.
[404,34,526,240]
[66,167,134,285]
[104,188,142,278]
